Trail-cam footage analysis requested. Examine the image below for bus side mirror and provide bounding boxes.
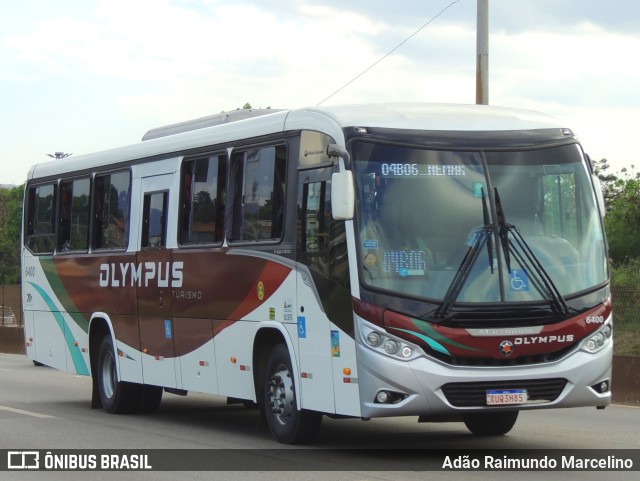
[331,171,354,220]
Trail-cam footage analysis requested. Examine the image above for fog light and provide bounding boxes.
[383,339,399,355]
[376,391,390,403]
[591,380,610,394]
[366,331,382,347]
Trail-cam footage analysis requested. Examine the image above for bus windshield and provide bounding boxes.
[353,140,608,307]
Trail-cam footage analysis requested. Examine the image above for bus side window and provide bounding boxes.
[93,171,130,250]
[58,178,90,252]
[142,192,168,248]
[180,154,227,245]
[300,180,349,287]
[25,183,57,254]
[230,145,286,242]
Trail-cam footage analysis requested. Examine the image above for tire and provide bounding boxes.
[262,344,322,444]
[135,385,163,414]
[97,335,140,414]
[462,410,519,436]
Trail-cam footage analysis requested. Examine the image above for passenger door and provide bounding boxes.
[296,166,336,413]
[137,174,178,388]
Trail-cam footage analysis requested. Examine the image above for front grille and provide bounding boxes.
[443,344,576,367]
[441,378,567,407]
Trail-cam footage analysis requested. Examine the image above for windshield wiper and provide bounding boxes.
[494,188,570,316]
[434,188,494,320]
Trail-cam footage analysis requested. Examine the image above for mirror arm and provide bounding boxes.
[327,144,351,169]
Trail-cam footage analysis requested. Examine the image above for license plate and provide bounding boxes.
[486,389,528,406]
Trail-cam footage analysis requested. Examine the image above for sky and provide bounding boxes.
[1,0,638,185]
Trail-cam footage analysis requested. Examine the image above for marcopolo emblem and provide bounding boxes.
[499,340,514,356]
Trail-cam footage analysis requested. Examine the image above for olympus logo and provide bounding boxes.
[514,335,574,345]
[99,262,184,288]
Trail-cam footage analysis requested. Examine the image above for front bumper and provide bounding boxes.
[357,340,612,418]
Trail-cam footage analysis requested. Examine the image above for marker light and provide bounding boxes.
[401,346,413,358]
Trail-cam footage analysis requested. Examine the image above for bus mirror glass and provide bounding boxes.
[331,171,355,220]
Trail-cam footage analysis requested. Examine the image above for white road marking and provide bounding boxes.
[0,405,56,419]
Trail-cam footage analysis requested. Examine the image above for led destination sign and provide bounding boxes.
[381,163,466,177]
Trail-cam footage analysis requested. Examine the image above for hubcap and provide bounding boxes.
[101,350,116,399]
[267,364,294,426]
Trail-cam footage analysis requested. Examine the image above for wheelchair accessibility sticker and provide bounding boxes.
[297,316,306,339]
[510,269,529,292]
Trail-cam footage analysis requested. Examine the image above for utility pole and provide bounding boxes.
[476,0,489,105]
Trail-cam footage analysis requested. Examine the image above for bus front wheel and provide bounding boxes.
[462,410,519,436]
[97,335,139,414]
[262,344,322,444]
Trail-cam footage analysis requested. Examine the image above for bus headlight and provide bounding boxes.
[383,339,399,355]
[582,322,613,354]
[366,331,382,347]
[359,319,421,361]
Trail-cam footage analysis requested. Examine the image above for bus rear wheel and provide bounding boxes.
[462,410,519,436]
[262,344,322,444]
[97,335,140,414]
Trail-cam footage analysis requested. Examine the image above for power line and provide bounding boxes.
[317,0,461,106]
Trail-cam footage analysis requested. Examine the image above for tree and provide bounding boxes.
[0,184,24,284]
[594,159,640,262]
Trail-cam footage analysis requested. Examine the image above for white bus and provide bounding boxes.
[22,103,612,444]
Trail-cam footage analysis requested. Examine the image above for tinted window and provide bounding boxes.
[142,192,168,248]
[93,171,130,250]
[25,184,56,254]
[58,178,90,252]
[230,145,286,242]
[300,178,349,287]
[180,154,227,244]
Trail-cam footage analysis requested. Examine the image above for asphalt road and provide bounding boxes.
[0,353,638,480]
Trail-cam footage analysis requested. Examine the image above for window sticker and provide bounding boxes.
[509,269,530,292]
[298,316,306,338]
[331,330,340,357]
[363,239,379,249]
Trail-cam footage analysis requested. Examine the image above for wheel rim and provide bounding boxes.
[101,350,116,400]
[266,363,294,426]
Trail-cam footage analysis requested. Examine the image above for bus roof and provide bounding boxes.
[27,103,568,181]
